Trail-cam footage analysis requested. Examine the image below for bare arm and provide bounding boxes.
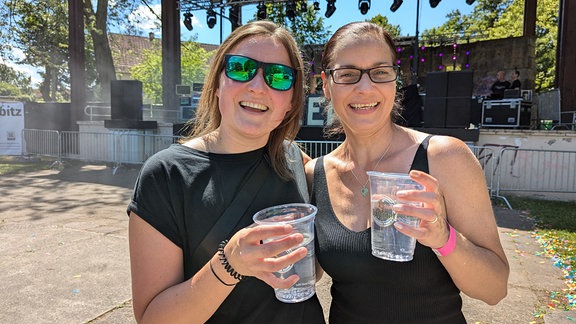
[129,213,307,323]
[395,136,509,305]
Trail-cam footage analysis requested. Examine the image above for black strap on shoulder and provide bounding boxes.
[191,157,270,273]
[411,135,433,173]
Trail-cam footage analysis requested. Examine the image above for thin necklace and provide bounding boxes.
[348,129,395,197]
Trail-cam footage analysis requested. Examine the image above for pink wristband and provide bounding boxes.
[432,224,456,257]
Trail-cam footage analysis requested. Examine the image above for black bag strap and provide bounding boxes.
[191,156,270,272]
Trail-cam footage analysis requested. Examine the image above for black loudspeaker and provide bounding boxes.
[425,72,448,97]
[445,71,473,128]
[111,80,143,120]
[423,71,474,128]
[423,97,446,127]
[445,98,471,128]
[447,71,474,98]
[399,84,423,127]
[423,72,448,127]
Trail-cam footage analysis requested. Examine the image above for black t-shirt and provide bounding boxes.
[128,144,325,323]
[490,80,511,99]
[511,79,521,90]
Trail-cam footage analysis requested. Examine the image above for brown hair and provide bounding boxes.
[181,20,305,179]
[321,21,402,137]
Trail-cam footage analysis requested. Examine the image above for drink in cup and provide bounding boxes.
[252,203,317,303]
[367,172,423,262]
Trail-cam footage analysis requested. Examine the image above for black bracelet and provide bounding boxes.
[218,240,248,282]
[209,260,236,287]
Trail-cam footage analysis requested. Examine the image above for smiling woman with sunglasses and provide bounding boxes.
[127,21,325,323]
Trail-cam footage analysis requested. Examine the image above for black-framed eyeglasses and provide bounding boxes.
[224,54,296,91]
[325,66,399,84]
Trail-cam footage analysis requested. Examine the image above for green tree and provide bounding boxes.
[130,40,211,104]
[251,3,331,45]
[1,0,69,102]
[369,14,402,38]
[0,63,33,101]
[0,0,143,102]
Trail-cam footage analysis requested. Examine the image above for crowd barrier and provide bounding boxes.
[20,129,575,206]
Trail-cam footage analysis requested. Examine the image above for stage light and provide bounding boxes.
[257,2,266,20]
[466,0,475,4]
[286,1,296,20]
[313,1,320,10]
[206,9,217,29]
[429,0,441,8]
[358,0,370,15]
[390,0,403,12]
[183,12,193,31]
[325,0,336,18]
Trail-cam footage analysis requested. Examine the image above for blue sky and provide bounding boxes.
[174,1,476,45]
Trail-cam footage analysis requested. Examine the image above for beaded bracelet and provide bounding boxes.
[218,240,248,282]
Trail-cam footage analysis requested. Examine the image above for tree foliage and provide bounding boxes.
[420,0,559,91]
[0,63,33,101]
[0,0,69,102]
[368,14,402,38]
[251,3,331,45]
[129,40,211,104]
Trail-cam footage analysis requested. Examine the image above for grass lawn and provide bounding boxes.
[0,156,55,176]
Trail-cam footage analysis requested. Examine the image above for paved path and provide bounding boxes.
[0,163,573,323]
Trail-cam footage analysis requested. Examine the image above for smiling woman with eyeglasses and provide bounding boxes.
[306,21,509,323]
[127,20,325,324]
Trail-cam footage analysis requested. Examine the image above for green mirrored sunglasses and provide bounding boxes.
[224,54,296,91]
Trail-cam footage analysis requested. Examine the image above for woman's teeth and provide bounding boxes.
[350,103,377,110]
[240,101,268,111]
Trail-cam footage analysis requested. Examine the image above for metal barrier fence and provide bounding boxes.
[494,148,576,207]
[22,129,182,172]
[19,129,575,206]
[22,129,60,160]
[84,104,182,123]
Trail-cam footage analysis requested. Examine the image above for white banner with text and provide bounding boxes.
[0,101,25,155]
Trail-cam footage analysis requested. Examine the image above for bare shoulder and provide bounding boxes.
[427,135,474,160]
[304,157,318,175]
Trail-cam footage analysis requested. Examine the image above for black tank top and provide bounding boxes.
[312,136,466,323]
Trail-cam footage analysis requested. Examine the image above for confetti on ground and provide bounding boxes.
[532,230,576,319]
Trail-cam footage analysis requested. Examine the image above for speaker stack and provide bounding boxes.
[423,71,473,128]
[105,80,157,129]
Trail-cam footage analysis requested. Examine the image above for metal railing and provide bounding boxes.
[84,104,183,123]
[19,129,575,206]
[494,148,576,207]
